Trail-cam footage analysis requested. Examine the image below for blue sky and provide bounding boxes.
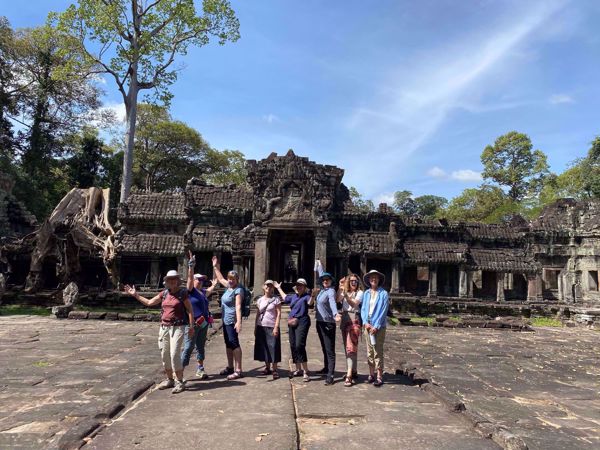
[4,0,600,204]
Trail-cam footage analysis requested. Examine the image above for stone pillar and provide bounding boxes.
[527,273,543,302]
[427,264,438,298]
[391,258,401,293]
[150,259,160,287]
[496,272,505,302]
[398,259,405,292]
[233,255,243,284]
[177,256,187,278]
[339,257,349,278]
[459,268,468,298]
[253,230,268,294]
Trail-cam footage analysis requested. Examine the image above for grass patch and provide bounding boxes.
[0,305,51,316]
[388,316,400,326]
[410,317,435,325]
[448,316,463,323]
[75,305,160,315]
[530,317,563,327]
[33,361,52,367]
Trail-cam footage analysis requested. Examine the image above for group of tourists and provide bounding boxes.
[123,254,390,394]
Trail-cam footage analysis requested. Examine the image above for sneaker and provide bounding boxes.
[195,368,208,380]
[157,379,175,390]
[324,376,335,386]
[172,380,185,394]
[219,367,234,376]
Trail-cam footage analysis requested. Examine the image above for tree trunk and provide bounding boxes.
[119,85,138,203]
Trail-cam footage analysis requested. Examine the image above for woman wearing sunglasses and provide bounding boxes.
[338,273,364,386]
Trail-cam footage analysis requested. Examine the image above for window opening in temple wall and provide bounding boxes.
[588,270,599,292]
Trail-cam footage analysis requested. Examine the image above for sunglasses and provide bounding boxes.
[350,279,358,283]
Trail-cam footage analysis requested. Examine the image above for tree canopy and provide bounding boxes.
[481,131,549,201]
[53,0,240,202]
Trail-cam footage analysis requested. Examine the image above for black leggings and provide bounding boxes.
[316,320,336,378]
[289,316,310,363]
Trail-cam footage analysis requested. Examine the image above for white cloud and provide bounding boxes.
[549,93,574,104]
[102,102,127,123]
[262,113,280,124]
[374,192,395,206]
[341,0,569,198]
[427,166,447,178]
[451,169,482,182]
[426,166,482,182]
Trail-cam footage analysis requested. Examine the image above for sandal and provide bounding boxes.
[373,378,384,387]
[272,371,280,380]
[303,373,310,382]
[344,376,353,387]
[291,370,302,377]
[219,367,234,376]
[227,371,243,380]
[367,374,375,384]
[261,368,272,375]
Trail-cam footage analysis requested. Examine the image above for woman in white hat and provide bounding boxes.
[360,269,390,387]
[124,270,194,394]
[337,273,364,387]
[275,278,313,382]
[253,280,282,380]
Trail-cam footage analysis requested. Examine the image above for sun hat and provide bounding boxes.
[163,270,180,281]
[318,272,335,286]
[193,273,207,280]
[264,279,274,286]
[363,269,385,287]
[295,278,308,286]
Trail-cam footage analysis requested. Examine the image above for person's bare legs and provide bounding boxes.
[233,347,242,373]
[164,368,173,380]
[226,347,234,369]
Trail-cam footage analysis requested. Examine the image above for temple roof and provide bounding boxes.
[191,226,234,251]
[403,241,468,265]
[118,192,186,222]
[468,247,539,273]
[118,233,184,256]
[185,179,253,210]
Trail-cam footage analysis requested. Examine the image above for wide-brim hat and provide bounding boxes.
[318,272,335,286]
[163,270,181,281]
[264,279,274,286]
[363,269,385,286]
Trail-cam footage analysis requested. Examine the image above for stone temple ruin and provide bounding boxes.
[1,151,600,313]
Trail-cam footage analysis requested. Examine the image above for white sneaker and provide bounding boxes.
[172,380,185,394]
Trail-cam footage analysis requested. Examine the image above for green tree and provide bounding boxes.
[130,103,246,191]
[481,131,549,201]
[393,190,417,216]
[444,185,509,223]
[413,195,448,219]
[348,186,375,212]
[54,0,240,203]
[0,17,17,161]
[67,128,107,188]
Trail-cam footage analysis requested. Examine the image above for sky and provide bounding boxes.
[4,0,600,204]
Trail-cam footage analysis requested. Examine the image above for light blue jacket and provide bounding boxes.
[360,288,389,329]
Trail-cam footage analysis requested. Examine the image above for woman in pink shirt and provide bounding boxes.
[253,280,282,380]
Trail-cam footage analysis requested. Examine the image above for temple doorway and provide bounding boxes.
[267,229,315,289]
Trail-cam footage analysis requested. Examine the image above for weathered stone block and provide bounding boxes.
[68,310,89,320]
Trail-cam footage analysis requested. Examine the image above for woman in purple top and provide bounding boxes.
[275,278,313,382]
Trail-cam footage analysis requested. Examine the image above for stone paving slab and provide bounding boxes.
[0,316,160,449]
[87,319,497,450]
[386,326,600,450]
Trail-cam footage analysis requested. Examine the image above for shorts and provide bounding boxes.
[223,323,240,350]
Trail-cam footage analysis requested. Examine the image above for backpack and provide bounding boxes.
[239,285,252,319]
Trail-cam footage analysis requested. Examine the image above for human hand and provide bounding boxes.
[234,322,242,333]
[369,327,378,335]
[188,326,195,337]
[335,314,342,323]
[273,327,279,337]
[188,250,196,267]
[312,288,321,296]
[212,255,218,267]
[124,284,136,297]
[273,281,281,290]
[210,279,218,288]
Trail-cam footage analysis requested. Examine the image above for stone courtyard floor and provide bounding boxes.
[387,326,600,449]
[1,316,598,449]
